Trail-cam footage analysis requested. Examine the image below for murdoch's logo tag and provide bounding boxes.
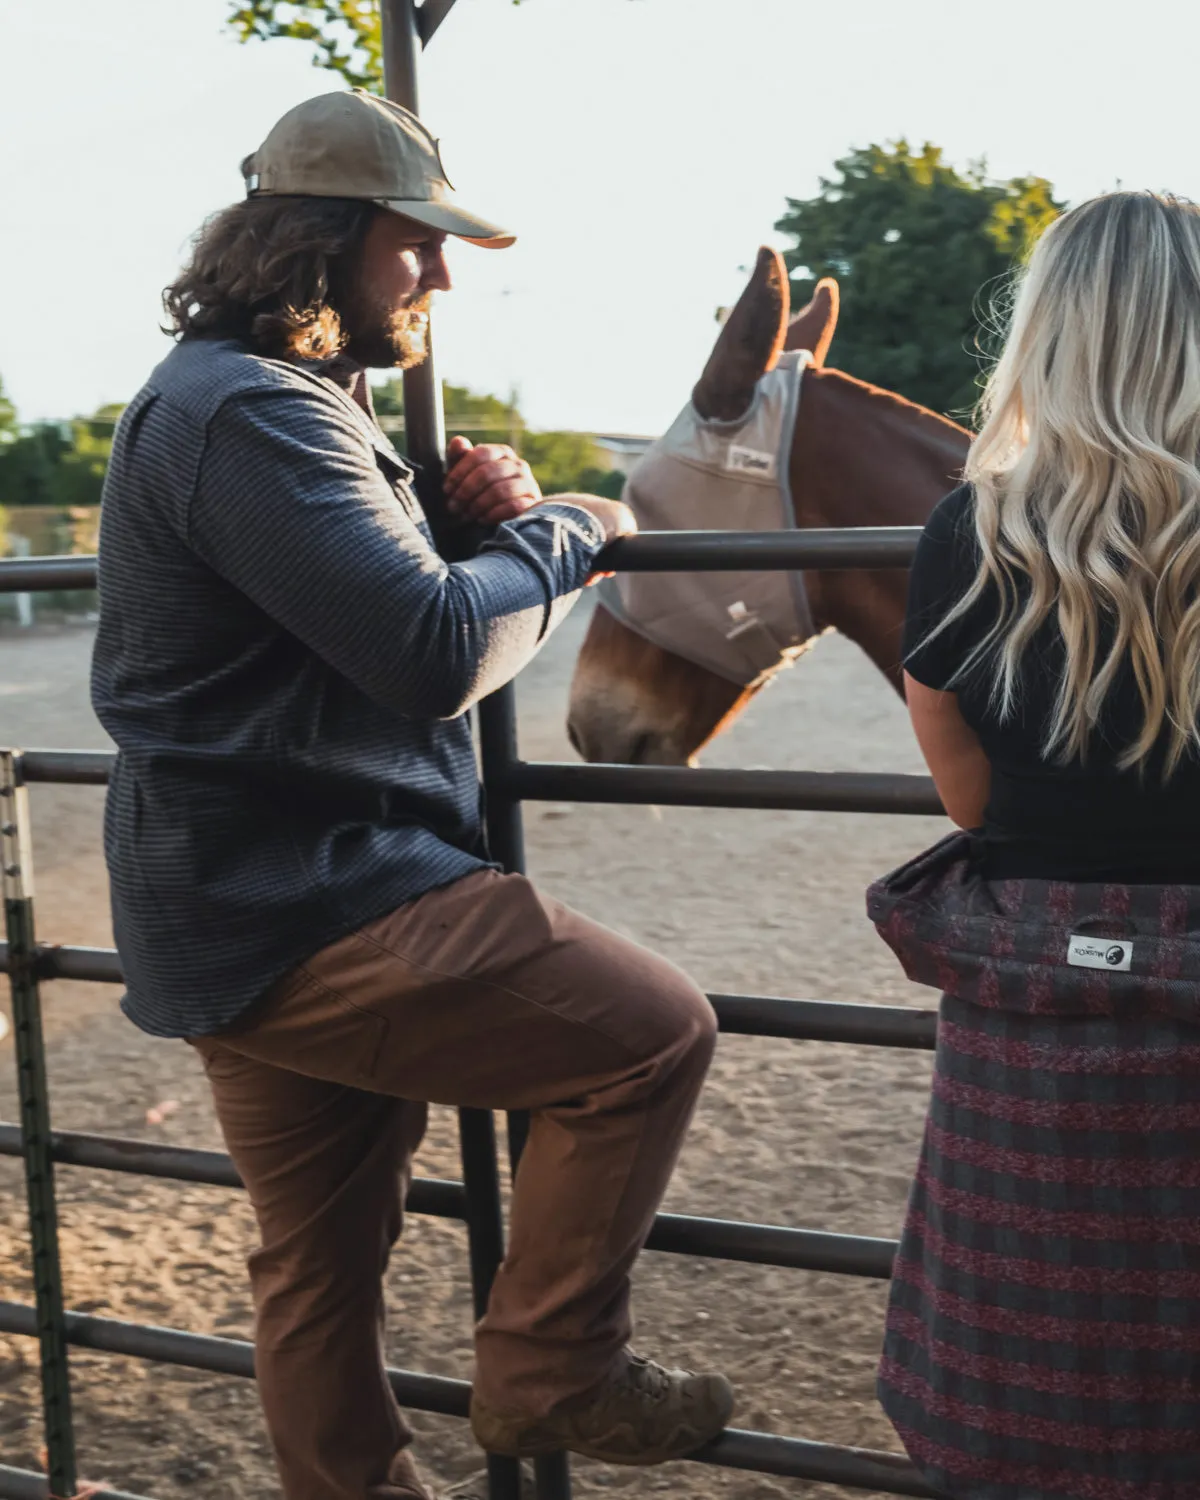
[1067,934,1133,973]
[726,444,776,478]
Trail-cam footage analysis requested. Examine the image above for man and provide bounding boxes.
[91,89,732,1500]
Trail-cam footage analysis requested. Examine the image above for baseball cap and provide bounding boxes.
[241,89,514,248]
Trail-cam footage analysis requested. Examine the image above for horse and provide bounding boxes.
[565,247,972,766]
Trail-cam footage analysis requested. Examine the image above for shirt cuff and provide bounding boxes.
[530,500,608,552]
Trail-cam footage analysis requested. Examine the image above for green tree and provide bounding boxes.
[0,377,16,447]
[374,378,521,447]
[374,377,624,495]
[228,2,383,89]
[520,430,621,498]
[776,141,1062,417]
[227,0,553,89]
[0,424,70,508]
[0,401,125,510]
[0,366,623,517]
[54,407,125,508]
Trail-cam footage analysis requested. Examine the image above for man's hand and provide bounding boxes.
[443,436,541,525]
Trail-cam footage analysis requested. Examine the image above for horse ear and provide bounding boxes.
[692,247,790,421]
[784,276,839,367]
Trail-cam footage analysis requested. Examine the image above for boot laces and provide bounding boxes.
[627,1355,673,1402]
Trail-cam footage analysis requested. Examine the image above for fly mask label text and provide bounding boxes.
[726,445,776,478]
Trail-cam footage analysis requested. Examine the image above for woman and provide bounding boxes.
[871,191,1200,1499]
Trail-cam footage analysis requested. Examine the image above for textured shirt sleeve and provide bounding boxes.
[188,387,607,719]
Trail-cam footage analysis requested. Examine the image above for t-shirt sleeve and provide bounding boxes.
[902,484,984,692]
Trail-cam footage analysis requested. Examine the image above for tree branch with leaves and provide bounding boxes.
[226,0,542,90]
[776,141,1062,417]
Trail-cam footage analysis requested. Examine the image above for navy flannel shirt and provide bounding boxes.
[90,337,605,1038]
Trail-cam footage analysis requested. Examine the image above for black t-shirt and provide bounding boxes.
[903,483,1200,881]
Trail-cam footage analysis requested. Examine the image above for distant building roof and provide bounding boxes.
[591,433,655,454]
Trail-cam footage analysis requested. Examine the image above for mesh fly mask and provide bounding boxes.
[597,349,817,687]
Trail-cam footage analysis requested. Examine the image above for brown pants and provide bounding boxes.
[190,869,717,1500]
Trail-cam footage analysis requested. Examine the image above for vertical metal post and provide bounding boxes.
[379,8,523,1497]
[458,1107,523,1500]
[476,691,527,1192]
[2,751,76,1499]
[380,0,448,499]
[476,688,525,876]
[477,691,572,1500]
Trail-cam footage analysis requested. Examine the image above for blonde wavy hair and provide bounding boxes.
[949,190,1200,774]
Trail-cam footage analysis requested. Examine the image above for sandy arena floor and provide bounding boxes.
[0,598,948,1499]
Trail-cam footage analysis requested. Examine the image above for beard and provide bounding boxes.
[341,291,432,370]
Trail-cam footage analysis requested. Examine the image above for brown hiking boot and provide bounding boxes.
[388,1449,438,1499]
[470,1353,734,1466]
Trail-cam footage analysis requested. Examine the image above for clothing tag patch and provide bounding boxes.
[1067,934,1132,972]
[726,444,776,478]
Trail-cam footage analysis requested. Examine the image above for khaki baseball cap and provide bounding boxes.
[241,89,514,248]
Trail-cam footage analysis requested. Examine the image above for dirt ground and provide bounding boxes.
[0,597,948,1500]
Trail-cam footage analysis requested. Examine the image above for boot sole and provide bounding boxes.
[471,1388,735,1467]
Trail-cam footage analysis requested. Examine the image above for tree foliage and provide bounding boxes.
[0,377,16,446]
[373,378,625,496]
[776,141,1063,417]
[521,430,624,498]
[0,369,622,520]
[228,2,383,90]
[226,0,545,90]
[374,378,520,446]
[0,401,125,510]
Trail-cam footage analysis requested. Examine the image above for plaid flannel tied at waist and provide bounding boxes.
[867,832,1200,1023]
[867,837,1200,1499]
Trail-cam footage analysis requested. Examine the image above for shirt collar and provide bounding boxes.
[296,352,414,479]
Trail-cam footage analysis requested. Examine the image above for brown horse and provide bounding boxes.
[566,247,972,766]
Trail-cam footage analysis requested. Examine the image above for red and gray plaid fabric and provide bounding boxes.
[868,835,1200,1499]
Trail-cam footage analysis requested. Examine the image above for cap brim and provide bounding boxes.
[375,198,515,249]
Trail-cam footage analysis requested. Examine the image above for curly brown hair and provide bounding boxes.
[163,196,378,360]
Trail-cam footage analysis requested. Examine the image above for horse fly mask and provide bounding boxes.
[597,349,818,688]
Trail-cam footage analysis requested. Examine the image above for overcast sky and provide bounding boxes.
[4,0,1197,437]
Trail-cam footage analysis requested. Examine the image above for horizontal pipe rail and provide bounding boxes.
[0,1123,242,1187]
[505,761,943,816]
[0,1303,933,1496]
[18,751,946,817]
[604,527,920,571]
[24,944,122,984]
[0,1300,467,1413]
[0,529,922,598]
[0,1463,148,1500]
[0,557,97,592]
[0,1123,899,1278]
[0,1124,467,1219]
[712,993,936,1049]
[648,1213,895,1277]
[20,750,113,785]
[0,942,938,1050]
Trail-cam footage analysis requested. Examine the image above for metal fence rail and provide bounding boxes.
[0,522,938,1500]
[0,1304,936,1498]
[0,0,950,1490]
[18,747,944,815]
[0,527,921,597]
